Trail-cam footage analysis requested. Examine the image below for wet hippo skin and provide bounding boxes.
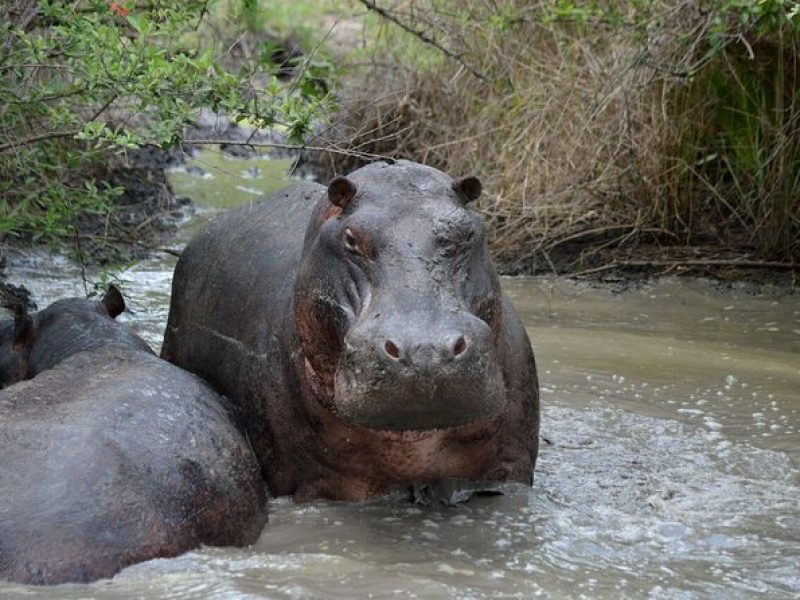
[162,160,540,502]
[0,290,266,585]
[0,285,151,388]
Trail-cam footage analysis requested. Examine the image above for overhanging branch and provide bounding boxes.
[356,0,488,83]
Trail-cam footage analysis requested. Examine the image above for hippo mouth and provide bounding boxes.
[304,357,505,434]
[369,415,502,443]
[331,363,506,433]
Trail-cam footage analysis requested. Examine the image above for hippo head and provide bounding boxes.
[294,161,506,432]
[0,286,130,387]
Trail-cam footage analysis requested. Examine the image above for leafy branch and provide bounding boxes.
[1,0,331,250]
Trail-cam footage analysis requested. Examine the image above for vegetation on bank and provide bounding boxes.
[1,0,798,278]
[325,0,799,274]
[0,0,329,257]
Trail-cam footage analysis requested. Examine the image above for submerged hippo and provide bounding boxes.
[0,285,150,387]
[162,160,539,501]
[0,289,266,585]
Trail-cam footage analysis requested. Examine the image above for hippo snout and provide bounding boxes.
[333,312,506,431]
[382,333,469,366]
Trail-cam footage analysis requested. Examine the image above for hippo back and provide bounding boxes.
[26,297,153,377]
[162,183,324,474]
[0,287,152,387]
[0,347,267,585]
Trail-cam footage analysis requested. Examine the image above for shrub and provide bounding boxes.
[330,0,799,271]
[0,0,329,250]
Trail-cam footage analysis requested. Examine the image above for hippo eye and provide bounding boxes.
[343,228,360,253]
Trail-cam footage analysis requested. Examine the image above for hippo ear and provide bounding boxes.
[452,175,482,204]
[328,176,358,209]
[13,306,36,347]
[101,284,125,319]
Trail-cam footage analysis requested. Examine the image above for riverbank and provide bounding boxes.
[2,142,796,296]
[308,1,799,284]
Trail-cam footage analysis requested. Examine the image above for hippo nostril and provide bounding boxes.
[452,336,468,358]
[384,340,401,360]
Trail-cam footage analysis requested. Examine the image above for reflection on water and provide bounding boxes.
[2,154,799,598]
[168,148,294,210]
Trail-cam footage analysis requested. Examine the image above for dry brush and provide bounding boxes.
[321,0,799,274]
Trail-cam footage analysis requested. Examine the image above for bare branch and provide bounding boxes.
[0,129,78,152]
[182,138,394,162]
[574,259,798,277]
[355,0,488,83]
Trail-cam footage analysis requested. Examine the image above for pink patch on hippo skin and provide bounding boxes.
[320,204,342,223]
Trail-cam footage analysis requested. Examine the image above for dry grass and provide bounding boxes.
[319,1,799,273]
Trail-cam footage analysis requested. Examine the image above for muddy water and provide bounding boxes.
[2,152,798,599]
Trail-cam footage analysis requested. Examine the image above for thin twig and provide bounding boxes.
[0,129,77,152]
[573,259,797,277]
[181,138,393,162]
[355,0,489,83]
[0,92,117,153]
[195,0,210,31]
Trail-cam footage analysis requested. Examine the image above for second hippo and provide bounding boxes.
[0,289,266,585]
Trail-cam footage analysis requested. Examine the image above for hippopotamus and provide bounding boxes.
[0,289,266,585]
[0,285,150,387]
[162,160,539,502]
